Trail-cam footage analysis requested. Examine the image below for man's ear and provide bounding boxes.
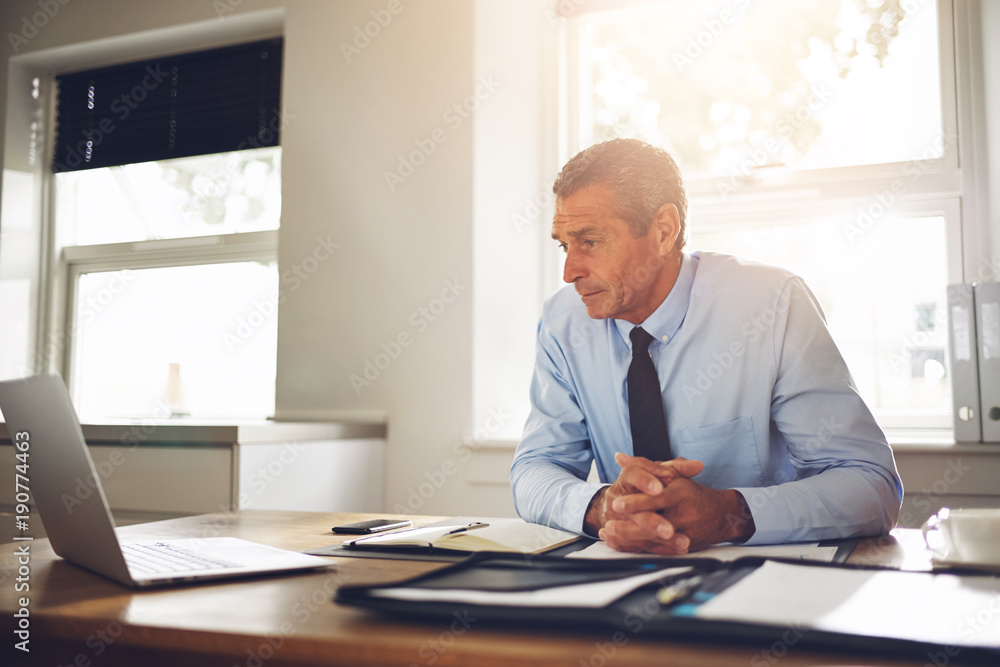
[651,203,680,254]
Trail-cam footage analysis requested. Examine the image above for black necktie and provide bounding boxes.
[628,327,670,460]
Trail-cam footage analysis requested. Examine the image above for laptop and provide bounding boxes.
[0,374,334,588]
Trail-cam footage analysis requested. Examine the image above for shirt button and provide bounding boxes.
[661,335,669,342]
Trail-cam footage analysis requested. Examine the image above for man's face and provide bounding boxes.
[551,184,673,323]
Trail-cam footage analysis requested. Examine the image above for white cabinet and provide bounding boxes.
[0,421,385,529]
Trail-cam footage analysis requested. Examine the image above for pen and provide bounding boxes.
[656,575,702,605]
[446,522,490,535]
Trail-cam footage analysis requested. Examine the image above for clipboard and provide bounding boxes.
[335,552,1000,663]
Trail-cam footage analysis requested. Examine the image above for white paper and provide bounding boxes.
[951,304,972,361]
[368,566,692,608]
[696,561,1000,647]
[567,540,838,563]
[982,302,1000,360]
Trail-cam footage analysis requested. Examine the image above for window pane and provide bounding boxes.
[581,0,941,175]
[72,261,277,419]
[55,146,281,246]
[690,215,950,418]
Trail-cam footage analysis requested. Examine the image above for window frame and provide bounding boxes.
[562,0,960,191]
[19,20,285,418]
[555,0,971,432]
[58,230,278,408]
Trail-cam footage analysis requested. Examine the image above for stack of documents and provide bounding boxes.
[337,552,1000,660]
[568,540,839,562]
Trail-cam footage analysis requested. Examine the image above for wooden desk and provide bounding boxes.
[0,511,936,666]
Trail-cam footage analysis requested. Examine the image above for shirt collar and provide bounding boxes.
[614,252,696,348]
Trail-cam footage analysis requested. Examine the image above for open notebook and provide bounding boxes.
[344,520,581,555]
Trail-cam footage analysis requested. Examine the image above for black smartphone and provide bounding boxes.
[331,519,413,534]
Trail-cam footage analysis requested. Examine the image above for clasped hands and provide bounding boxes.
[584,452,755,555]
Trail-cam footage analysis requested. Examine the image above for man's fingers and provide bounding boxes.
[615,462,664,495]
[602,514,672,541]
[600,516,690,555]
[615,452,664,474]
[627,509,677,539]
[611,490,668,514]
[659,457,705,478]
[616,452,704,484]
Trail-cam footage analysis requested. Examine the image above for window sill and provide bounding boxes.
[0,419,386,446]
[885,428,1000,452]
[479,434,1000,454]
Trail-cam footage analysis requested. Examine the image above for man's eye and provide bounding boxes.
[583,240,597,248]
[557,243,568,253]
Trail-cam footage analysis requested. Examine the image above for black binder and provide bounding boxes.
[336,552,1000,664]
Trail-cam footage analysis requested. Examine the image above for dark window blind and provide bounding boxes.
[53,38,282,173]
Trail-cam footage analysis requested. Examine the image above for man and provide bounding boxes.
[510,138,902,555]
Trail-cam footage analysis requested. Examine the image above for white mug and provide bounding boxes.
[921,507,1000,565]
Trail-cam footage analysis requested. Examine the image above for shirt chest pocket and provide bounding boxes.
[676,417,763,488]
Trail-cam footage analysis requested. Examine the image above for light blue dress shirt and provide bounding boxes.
[511,251,903,546]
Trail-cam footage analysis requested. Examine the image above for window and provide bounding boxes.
[560,0,965,429]
[49,39,283,420]
[577,0,945,176]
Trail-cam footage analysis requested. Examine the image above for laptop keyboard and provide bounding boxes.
[122,542,240,575]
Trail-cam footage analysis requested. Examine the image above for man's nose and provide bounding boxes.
[562,247,587,284]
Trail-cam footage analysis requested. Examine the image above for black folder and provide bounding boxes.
[336,552,1000,664]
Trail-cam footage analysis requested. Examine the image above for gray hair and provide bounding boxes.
[552,138,687,249]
